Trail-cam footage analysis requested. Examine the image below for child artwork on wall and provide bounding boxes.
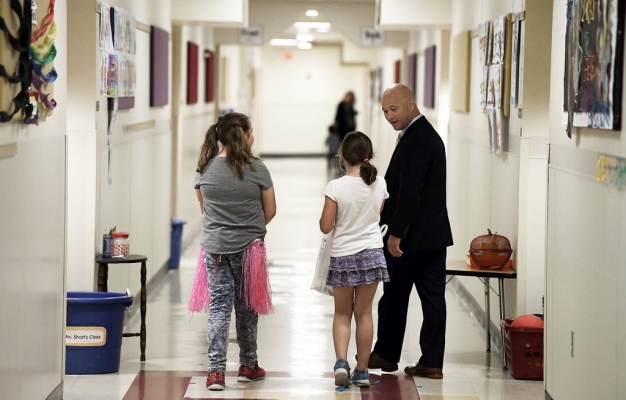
[106,54,117,98]
[492,16,505,64]
[480,66,489,110]
[478,21,491,66]
[510,15,521,107]
[486,64,501,110]
[563,0,625,133]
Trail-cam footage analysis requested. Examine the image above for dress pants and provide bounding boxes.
[373,247,447,368]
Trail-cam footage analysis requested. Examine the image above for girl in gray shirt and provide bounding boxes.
[194,112,276,391]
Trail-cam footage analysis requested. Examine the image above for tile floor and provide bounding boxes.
[63,158,545,400]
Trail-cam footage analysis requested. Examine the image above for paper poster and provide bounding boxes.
[478,22,491,66]
[487,64,502,109]
[510,16,520,106]
[492,16,505,64]
[106,54,117,98]
[480,66,489,110]
[99,4,114,53]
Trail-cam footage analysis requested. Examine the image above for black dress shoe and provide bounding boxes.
[367,351,398,372]
[404,363,443,379]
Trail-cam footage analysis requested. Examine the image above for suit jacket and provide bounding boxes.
[381,116,453,251]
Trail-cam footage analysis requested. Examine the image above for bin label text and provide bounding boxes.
[66,327,107,346]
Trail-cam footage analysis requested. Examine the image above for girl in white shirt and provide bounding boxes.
[319,131,389,389]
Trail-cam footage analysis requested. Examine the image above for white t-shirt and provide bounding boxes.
[324,175,389,257]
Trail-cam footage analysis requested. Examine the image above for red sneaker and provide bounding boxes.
[237,362,266,382]
[206,370,225,391]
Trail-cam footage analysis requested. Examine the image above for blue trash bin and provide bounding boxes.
[168,219,187,268]
[65,291,133,374]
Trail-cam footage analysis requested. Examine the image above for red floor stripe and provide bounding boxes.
[360,373,421,400]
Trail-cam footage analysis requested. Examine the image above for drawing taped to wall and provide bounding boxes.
[491,16,505,64]
[510,15,521,107]
[478,21,491,66]
[563,0,625,133]
[480,66,489,110]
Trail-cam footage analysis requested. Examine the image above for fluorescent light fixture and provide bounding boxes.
[294,22,331,30]
[297,42,312,49]
[269,39,298,46]
[296,34,314,42]
[306,10,319,17]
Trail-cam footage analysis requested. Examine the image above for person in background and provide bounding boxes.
[368,83,453,379]
[334,91,357,142]
[325,123,341,174]
[319,131,389,389]
[195,112,277,391]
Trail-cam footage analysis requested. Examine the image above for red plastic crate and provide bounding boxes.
[501,318,544,380]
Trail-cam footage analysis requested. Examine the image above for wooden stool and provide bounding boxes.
[96,254,148,361]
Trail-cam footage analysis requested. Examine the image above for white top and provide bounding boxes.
[324,175,389,257]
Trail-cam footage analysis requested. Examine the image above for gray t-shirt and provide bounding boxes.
[194,157,273,254]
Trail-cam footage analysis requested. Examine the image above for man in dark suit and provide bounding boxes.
[368,83,453,379]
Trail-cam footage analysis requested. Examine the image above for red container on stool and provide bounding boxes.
[110,232,130,255]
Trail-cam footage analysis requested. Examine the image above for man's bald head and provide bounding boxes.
[381,84,420,131]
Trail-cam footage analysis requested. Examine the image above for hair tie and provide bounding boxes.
[363,158,369,163]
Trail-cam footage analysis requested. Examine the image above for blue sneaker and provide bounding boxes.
[333,358,351,388]
[351,368,370,387]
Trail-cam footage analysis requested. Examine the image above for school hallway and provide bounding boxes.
[62,158,544,400]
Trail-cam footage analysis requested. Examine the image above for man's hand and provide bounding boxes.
[387,235,403,257]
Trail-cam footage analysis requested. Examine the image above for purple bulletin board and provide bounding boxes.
[150,26,169,107]
[407,53,417,95]
[108,97,135,111]
[424,46,436,108]
[187,42,199,104]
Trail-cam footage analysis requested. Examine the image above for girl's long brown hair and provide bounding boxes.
[196,112,256,179]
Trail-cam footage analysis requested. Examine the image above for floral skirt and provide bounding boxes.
[326,248,389,287]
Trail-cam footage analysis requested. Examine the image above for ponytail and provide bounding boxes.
[359,160,378,185]
[196,122,220,172]
[340,131,378,185]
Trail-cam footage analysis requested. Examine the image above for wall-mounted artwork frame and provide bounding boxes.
[424,46,436,108]
[204,50,214,103]
[563,0,625,132]
[150,26,169,107]
[187,41,199,105]
[407,53,417,96]
[451,31,470,112]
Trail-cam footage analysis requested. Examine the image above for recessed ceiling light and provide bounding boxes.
[297,42,312,50]
[294,22,331,30]
[269,39,298,46]
[306,10,319,17]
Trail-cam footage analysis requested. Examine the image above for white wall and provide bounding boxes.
[545,1,626,398]
[0,0,67,397]
[257,45,368,155]
[171,25,217,249]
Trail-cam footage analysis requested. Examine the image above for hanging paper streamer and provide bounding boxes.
[0,0,34,123]
[26,0,58,124]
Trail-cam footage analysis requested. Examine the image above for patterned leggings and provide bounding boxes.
[204,251,258,372]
